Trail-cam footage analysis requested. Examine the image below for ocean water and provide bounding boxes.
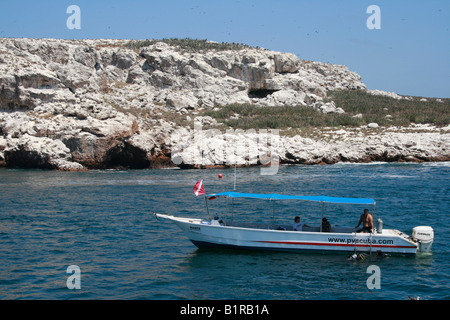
[0,162,449,300]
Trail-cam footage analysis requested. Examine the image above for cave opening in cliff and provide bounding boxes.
[104,141,150,169]
[248,89,279,99]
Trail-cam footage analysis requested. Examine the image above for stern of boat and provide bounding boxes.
[411,226,434,252]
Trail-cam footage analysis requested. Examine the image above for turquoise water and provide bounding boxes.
[0,163,449,300]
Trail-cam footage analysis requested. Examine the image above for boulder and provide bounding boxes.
[3,135,84,170]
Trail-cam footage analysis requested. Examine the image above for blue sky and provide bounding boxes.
[0,0,448,98]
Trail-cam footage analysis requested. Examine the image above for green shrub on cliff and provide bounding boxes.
[204,104,362,130]
[126,38,256,52]
[326,90,450,127]
[204,90,449,130]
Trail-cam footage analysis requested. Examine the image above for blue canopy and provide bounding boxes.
[207,191,375,205]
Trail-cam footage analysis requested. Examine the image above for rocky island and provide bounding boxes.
[0,38,448,170]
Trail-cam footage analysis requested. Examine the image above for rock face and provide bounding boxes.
[169,123,450,170]
[0,38,448,170]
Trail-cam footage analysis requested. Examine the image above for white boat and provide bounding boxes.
[155,191,434,256]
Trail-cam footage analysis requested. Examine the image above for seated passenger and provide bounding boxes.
[321,217,331,232]
[293,216,310,231]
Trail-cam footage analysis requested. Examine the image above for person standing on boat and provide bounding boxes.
[355,209,374,233]
[293,216,310,231]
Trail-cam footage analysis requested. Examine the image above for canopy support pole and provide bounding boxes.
[231,198,234,224]
[272,200,275,227]
[233,163,237,191]
[372,202,376,231]
[370,202,376,256]
[320,202,324,232]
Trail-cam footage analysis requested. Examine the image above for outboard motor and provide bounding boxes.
[412,226,434,252]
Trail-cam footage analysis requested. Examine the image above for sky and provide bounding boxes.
[0,0,448,98]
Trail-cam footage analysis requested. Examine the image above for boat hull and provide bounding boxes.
[156,214,419,255]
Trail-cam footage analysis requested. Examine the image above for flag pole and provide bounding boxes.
[232,162,236,223]
[234,162,237,191]
[194,180,209,219]
[205,195,211,220]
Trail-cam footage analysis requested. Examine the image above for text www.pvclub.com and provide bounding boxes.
[328,238,394,245]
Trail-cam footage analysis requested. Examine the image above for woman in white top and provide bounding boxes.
[293,216,310,231]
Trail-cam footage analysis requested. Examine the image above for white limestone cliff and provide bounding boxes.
[0,38,448,170]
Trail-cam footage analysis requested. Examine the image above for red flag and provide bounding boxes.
[193,180,205,196]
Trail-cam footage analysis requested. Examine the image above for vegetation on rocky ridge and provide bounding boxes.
[126,38,257,52]
[203,90,449,130]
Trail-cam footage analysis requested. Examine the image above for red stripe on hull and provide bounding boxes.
[254,240,416,249]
